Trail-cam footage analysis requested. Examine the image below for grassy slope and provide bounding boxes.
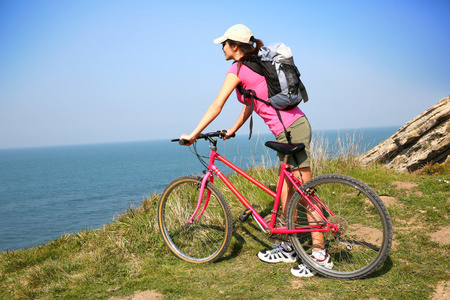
[1,161,449,300]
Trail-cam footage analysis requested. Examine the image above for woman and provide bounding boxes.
[180,24,332,277]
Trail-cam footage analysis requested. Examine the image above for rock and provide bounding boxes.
[359,96,450,172]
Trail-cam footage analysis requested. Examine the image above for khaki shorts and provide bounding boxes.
[275,116,311,169]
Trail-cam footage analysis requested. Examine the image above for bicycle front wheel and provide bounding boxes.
[158,175,233,263]
[287,174,393,280]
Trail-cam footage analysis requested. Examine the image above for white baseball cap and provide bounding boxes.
[213,24,254,45]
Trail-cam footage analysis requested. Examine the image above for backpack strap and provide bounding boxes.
[274,109,299,167]
[275,109,293,145]
[236,85,259,140]
[242,56,264,75]
[237,84,293,144]
[299,78,309,103]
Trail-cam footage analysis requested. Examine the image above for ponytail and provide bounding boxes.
[227,37,264,72]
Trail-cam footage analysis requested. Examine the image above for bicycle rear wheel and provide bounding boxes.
[158,175,233,263]
[287,174,393,280]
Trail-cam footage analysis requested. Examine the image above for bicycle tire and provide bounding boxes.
[158,175,233,263]
[286,174,393,280]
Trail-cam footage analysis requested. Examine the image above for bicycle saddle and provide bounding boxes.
[264,141,305,155]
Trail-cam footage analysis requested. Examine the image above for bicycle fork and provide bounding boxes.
[188,171,213,224]
[188,147,218,224]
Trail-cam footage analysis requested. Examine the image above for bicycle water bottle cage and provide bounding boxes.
[264,141,305,155]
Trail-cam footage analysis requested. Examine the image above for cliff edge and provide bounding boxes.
[358,96,450,172]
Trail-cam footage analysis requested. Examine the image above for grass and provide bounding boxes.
[1,135,449,299]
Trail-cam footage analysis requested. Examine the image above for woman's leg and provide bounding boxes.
[280,166,324,251]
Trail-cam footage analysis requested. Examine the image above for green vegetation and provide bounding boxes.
[1,140,449,299]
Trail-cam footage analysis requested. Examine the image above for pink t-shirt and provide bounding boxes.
[228,63,305,137]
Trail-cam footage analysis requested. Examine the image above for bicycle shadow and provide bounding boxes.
[218,202,281,262]
[218,219,274,262]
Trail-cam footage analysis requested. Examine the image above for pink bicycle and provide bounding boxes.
[158,131,393,279]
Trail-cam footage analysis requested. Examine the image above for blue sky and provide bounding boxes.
[1,0,449,148]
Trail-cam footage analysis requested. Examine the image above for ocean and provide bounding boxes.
[0,126,398,252]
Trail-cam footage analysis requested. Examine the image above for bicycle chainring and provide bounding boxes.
[263,214,287,241]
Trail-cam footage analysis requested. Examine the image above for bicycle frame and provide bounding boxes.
[189,146,339,235]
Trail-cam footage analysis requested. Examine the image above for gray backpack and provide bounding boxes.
[237,43,308,142]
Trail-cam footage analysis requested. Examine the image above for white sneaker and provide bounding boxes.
[291,252,333,277]
[257,242,298,264]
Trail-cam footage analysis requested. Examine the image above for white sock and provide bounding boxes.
[312,249,326,260]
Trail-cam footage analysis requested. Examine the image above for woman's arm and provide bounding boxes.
[180,72,240,145]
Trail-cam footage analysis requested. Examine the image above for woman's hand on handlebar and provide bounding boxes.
[179,133,197,146]
[222,129,236,140]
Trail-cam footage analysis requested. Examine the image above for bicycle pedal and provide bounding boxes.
[238,208,253,222]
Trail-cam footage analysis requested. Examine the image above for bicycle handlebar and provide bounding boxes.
[171,130,236,145]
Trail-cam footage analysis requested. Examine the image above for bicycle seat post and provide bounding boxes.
[282,155,291,170]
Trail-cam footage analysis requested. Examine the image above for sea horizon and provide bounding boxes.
[0,125,401,151]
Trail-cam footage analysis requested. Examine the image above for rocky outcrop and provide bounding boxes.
[358,96,450,172]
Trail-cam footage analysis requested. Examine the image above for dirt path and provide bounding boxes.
[109,290,163,300]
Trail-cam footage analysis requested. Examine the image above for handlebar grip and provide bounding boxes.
[171,138,189,145]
